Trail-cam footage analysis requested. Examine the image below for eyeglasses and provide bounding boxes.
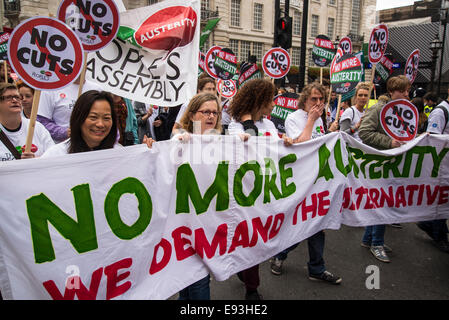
[196,110,219,117]
[0,95,21,102]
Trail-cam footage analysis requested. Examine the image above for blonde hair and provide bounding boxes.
[180,93,222,134]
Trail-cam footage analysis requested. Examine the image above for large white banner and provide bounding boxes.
[0,133,448,299]
[85,0,200,106]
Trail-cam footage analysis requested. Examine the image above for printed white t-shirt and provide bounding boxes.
[228,117,280,138]
[41,140,123,158]
[339,106,364,141]
[37,80,102,128]
[285,109,325,140]
[427,100,449,134]
[0,118,54,161]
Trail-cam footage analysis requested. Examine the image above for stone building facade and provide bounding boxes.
[4,0,377,82]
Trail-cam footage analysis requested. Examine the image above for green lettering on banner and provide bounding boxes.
[316,144,334,182]
[430,147,449,178]
[176,162,230,214]
[263,158,283,204]
[104,177,152,240]
[279,154,297,197]
[26,184,97,264]
[234,162,263,207]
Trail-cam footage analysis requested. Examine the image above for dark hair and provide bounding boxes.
[16,81,35,94]
[68,90,117,154]
[197,77,216,92]
[228,78,276,121]
[423,92,441,105]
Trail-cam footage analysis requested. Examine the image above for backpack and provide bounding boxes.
[425,103,449,132]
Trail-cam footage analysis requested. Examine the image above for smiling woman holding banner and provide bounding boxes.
[42,90,154,157]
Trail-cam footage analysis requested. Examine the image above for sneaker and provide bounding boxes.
[270,257,283,275]
[245,290,263,300]
[361,242,392,253]
[308,270,342,284]
[370,245,390,263]
[432,239,449,253]
[391,223,403,228]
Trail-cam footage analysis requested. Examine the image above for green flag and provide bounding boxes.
[200,18,221,50]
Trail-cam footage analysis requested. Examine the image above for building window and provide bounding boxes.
[231,0,241,27]
[308,48,314,66]
[351,0,360,35]
[311,15,319,38]
[241,41,251,61]
[327,17,335,39]
[328,0,336,5]
[229,39,239,59]
[253,42,263,62]
[148,0,158,4]
[291,47,300,66]
[293,10,301,36]
[253,3,263,30]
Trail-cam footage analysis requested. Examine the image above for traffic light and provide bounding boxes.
[275,16,292,49]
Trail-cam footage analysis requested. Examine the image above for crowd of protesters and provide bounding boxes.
[1,58,448,301]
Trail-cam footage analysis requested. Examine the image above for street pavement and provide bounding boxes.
[200,223,449,300]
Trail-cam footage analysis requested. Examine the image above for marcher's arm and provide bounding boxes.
[36,115,68,142]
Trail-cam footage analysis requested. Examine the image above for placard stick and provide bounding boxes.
[320,67,323,84]
[366,64,377,109]
[3,61,7,82]
[24,90,41,153]
[77,51,88,98]
[325,86,333,123]
[334,94,342,123]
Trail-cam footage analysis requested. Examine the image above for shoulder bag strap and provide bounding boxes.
[0,128,21,159]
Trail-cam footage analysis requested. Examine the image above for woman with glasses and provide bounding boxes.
[0,82,54,161]
[172,92,221,300]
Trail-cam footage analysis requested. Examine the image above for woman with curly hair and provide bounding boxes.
[226,79,292,300]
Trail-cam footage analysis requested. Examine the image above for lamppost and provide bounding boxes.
[437,0,449,96]
[429,34,443,92]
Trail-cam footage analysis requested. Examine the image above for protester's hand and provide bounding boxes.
[21,151,35,159]
[391,139,404,148]
[177,132,191,142]
[238,133,251,142]
[309,103,324,121]
[282,134,293,146]
[143,135,155,149]
[147,107,153,117]
[329,121,339,132]
[153,119,162,127]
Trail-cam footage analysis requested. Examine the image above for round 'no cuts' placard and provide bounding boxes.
[57,0,120,52]
[380,99,418,142]
[205,45,222,79]
[262,47,290,79]
[369,24,389,64]
[217,79,237,98]
[404,49,420,84]
[7,16,84,91]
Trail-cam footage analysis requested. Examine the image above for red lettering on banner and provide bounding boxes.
[43,258,133,300]
[249,216,273,247]
[228,220,249,253]
[438,186,449,205]
[43,267,103,300]
[195,223,228,259]
[292,191,330,224]
[149,238,172,275]
[104,258,132,300]
[172,226,195,261]
[426,185,439,205]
